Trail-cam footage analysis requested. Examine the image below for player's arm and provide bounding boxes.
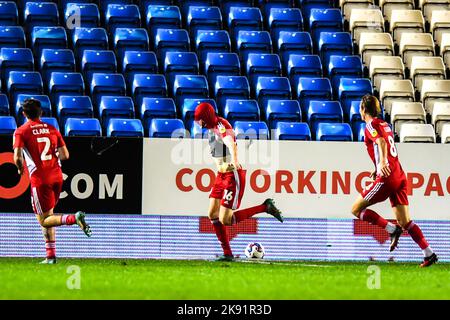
[56,130,69,160]
[222,135,242,170]
[375,137,391,177]
[57,145,69,160]
[13,147,24,175]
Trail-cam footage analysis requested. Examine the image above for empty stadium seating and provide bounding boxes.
[0,0,446,142]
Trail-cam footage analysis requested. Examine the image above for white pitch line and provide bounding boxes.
[236,260,333,267]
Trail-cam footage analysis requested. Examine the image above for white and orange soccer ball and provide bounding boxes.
[244,242,265,259]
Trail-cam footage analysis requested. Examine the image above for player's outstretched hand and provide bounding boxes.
[233,161,242,170]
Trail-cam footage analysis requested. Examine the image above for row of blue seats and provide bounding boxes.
[0,18,349,62]
[0,68,372,123]
[5,1,338,33]
[0,114,365,141]
[0,91,368,135]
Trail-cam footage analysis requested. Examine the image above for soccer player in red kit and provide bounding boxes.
[351,95,437,267]
[194,102,283,261]
[13,99,91,264]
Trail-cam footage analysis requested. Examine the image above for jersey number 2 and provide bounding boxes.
[388,136,398,157]
[37,137,52,161]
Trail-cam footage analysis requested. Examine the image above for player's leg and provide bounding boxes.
[221,169,283,225]
[209,198,234,260]
[352,181,402,250]
[32,184,91,236]
[392,204,437,267]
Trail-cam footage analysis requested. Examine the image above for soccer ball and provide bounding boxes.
[244,242,265,259]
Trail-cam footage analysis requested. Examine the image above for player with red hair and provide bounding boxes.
[194,102,283,261]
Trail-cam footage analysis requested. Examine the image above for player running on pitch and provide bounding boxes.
[194,102,283,261]
[13,99,91,264]
[351,95,437,267]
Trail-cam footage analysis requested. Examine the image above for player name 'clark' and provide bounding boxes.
[32,128,50,135]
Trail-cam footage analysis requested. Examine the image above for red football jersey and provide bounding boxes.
[213,117,236,141]
[364,118,403,177]
[13,119,65,183]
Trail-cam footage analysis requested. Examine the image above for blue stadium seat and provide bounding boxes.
[203,52,240,89]
[297,0,334,24]
[273,122,311,140]
[107,118,144,137]
[59,0,91,11]
[0,94,9,116]
[140,97,176,130]
[24,2,59,32]
[224,99,260,125]
[181,98,218,126]
[114,28,149,61]
[72,27,108,59]
[258,0,293,18]
[121,51,158,86]
[64,3,100,29]
[97,0,133,13]
[307,100,343,138]
[90,73,126,107]
[286,54,322,89]
[40,117,59,131]
[356,121,366,142]
[195,30,231,62]
[57,95,93,127]
[146,5,181,38]
[16,94,51,123]
[105,4,141,33]
[236,30,272,63]
[0,48,33,86]
[309,8,343,45]
[48,72,85,105]
[172,74,209,107]
[296,77,332,119]
[265,99,302,129]
[268,8,303,39]
[328,55,363,91]
[318,32,353,66]
[0,26,25,49]
[0,116,16,134]
[164,51,199,87]
[254,76,291,109]
[246,53,282,87]
[227,7,263,40]
[149,118,186,138]
[65,117,101,136]
[31,27,67,58]
[177,1,214,18]
[316,122,353,141]
[220,0,253,17]
[234,121,269,139]
[99,96,135,127]
[187,6,222,38]
[214,75,250,112]
[275,31,313,64]
[338,78,373,117]
[7,71,43,104]
[131,73,167,106]
[154,28,189,63]
[81,50,117,83]
[0,2,18,26]
[39,49,76,83]
[190,120,208,138]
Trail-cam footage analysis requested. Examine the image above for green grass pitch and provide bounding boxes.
[0,258,448,299]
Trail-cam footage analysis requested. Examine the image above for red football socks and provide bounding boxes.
[233,204,266,224]
[360,209,389,229]
[45,240,56,259]
[61,215,76,225]
[405,221,430,250]
[211,218,232,256]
